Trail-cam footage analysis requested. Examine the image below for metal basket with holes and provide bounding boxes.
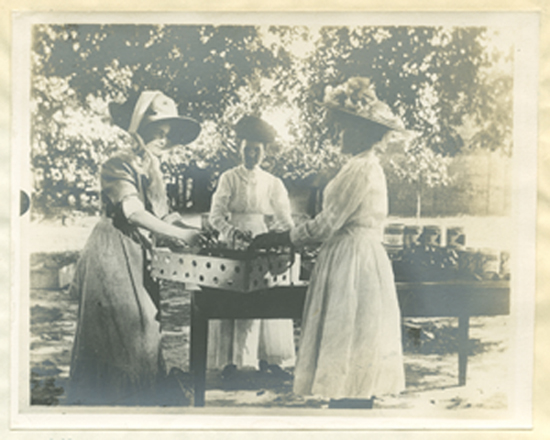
[150,248,303,292]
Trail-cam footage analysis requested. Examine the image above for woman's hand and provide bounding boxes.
[162,212,183,225]
[155,227,208,251]
[250,230,291,250]
[163,212,198,230]
[232,228,253,243]
[228,228,253,250]
[171,227,207,247]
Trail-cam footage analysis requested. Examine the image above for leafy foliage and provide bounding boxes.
[33,24,278,119]
[263,140,347,185]
[296,26,509,156]
[31,75,126,216]
[30,23,513,217]
[389,136,453,217]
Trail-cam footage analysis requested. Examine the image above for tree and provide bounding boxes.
[273,25,511,218]
[288,25,511,158]
[30,75,127,217]
[32,24,279,119]
[389,136,452,218]
[29,23,512,218]
[30,24,281,216]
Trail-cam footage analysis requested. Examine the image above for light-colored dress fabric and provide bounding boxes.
[67,148,166,405]
[208,165,296,369]
[290,149,405,399]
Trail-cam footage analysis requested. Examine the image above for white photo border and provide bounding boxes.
[9,10,539,432]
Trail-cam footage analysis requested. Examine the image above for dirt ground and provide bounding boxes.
[27,214,513,412]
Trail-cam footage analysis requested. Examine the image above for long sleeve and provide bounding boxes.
[289,205,339,247]
[270,178,294,231]
[209,171,236,237]
[290,153,386,247]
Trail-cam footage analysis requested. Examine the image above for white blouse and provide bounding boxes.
[209,165,294,240]
[290,149,387,246]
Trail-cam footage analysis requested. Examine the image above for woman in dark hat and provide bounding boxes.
[252,78,406,408]
[67,91,202,405]
[208,115,296,376]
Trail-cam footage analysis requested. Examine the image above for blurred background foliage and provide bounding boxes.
[30,24,513,218]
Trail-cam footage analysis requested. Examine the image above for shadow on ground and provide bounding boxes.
[29,261,508,409]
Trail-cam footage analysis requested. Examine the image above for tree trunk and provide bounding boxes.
[486,152,492,215]
[416,187,422,219]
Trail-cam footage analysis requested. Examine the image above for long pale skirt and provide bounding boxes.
[293,226,405,399]
[67,218,164,405]
[207,213,296,370]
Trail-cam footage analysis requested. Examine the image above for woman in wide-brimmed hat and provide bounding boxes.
[207,115,296,377]
[67,91,202,406]
[253,78,407,408]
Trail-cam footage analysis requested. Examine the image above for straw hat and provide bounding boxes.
[110,91,201,145]
[323,78,405,132]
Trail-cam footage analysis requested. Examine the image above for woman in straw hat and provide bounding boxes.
[252,78,406,408]
[67,91,202,405]
[208,115,296,377]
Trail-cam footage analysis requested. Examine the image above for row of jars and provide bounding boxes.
[383,224,510,280]
[383,224,465,250]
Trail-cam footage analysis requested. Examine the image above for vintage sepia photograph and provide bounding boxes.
[10,11,538,431]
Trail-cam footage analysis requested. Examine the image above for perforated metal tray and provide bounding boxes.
[150,248,303,292]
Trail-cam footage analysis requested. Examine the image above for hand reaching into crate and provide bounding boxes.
[162,212,200,231]
[154,216,211,251]
[232,228,253,242]
[250,230,292,250]
[156,228,207,250]
[162,212,186,225]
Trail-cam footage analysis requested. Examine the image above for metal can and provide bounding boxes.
[421,225,442,247]
[479,248,501,280]
[384,223,405,249]
[458,247,479,278]
[446,226,466,250]
[404,225,423,248]
[500,250,510,279]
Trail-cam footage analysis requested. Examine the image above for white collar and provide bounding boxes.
[237,164,261,175]
[356,148,376,159]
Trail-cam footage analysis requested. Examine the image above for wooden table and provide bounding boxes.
[189,280,510,407]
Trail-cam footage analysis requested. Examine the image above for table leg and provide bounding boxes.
[190,292,208,407]
[458,315,470,386]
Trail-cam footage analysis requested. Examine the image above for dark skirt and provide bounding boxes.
[67,218,164,405]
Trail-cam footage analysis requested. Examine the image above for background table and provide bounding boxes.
[189,280,510,407]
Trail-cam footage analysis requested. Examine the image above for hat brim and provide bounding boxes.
[326,103,406,133]
[146,115,201,145]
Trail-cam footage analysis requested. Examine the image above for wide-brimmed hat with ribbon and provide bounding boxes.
[323,77,406,132]
[234,115,277,144]
[110,90,201,145]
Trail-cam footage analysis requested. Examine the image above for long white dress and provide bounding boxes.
[290,149,405,399]
[208,164,296,369]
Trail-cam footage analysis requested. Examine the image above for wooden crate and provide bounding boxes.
[31,262,76,289]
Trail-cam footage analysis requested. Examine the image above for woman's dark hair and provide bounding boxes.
[234,116,276,144]
[361,122,391,150]
[341,116,391,153]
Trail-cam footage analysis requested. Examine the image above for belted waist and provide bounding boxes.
[343,221,382,230]
[340,222,383,237]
